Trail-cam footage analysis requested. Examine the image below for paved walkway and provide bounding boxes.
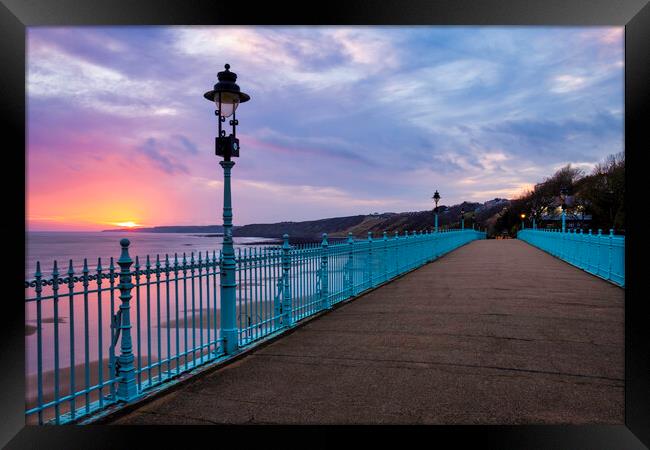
[108,239,624,425]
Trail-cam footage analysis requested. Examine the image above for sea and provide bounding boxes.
[26,231,280,278]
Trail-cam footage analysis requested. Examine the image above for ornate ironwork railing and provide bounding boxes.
[24,247,223,425]
[25,229,485,424]
[517,228,624,287]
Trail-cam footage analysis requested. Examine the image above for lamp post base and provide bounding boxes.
[222,328,238,354]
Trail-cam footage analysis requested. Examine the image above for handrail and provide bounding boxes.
[517,228,624,287]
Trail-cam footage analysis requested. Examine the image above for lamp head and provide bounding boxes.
[432,190,441,205]
[204,64,251,118]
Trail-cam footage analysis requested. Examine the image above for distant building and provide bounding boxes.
[540,213,592,221]
[482,198,510,209]
[539,213,592,229]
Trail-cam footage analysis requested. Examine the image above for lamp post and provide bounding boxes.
[520,213,526,230]
[204,64,250,355]
[460,207,465,230]
[560,187,568,233]
[432,190,441,232]
[531,208,536,230]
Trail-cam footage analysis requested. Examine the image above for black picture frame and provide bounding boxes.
[2,0,648,448]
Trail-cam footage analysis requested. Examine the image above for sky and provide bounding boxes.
[26,26,624,231]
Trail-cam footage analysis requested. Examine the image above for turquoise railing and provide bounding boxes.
[24,228,484,424]
[517,228,624,287]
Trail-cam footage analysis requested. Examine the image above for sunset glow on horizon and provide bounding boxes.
[27,26,623,231]
[112,221,143,228]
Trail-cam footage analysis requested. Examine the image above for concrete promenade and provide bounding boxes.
[108,239,624,425]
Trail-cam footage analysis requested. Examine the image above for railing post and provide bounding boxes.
[578,229,584,268]
[320,233,330,310]
[34,261,44,424]
[403,230,409,271]
[432,228,438,259]
[406,231,412,269]
[597,229,603,277]
[394,231,399,276]
[382,231,388,282]
[411,230,419,267]
[608,229,614,281]
[282,234,293,327]
[619,231,625,287]
[432,228,439,257]
[414,230,419,264]
[413,230,418,266]
[367,232,373,289]
[67,260,76,418]
[115,239,138,402]
[421,230,427,262]
[569,229,574,259]
[424,229,429,260]
[587,228,594,273]
[347,232,354,297]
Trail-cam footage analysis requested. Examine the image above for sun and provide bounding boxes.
[112,221,142,228]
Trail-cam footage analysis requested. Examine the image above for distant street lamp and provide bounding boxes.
[432,190,441,232]
[460,207,465,230]
[204,64,250,354]
[520,212,526,230]
[560,187,568,233]
[531,208,537,229]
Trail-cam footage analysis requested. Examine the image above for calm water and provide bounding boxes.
[24,232,280,394]
[26,232,280,278]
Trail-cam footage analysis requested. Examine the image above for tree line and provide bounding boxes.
[492,152,624,237]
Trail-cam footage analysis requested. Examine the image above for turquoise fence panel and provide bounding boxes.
[25,228,484,424]
[24,242,224,426]
[517,228,624,287]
